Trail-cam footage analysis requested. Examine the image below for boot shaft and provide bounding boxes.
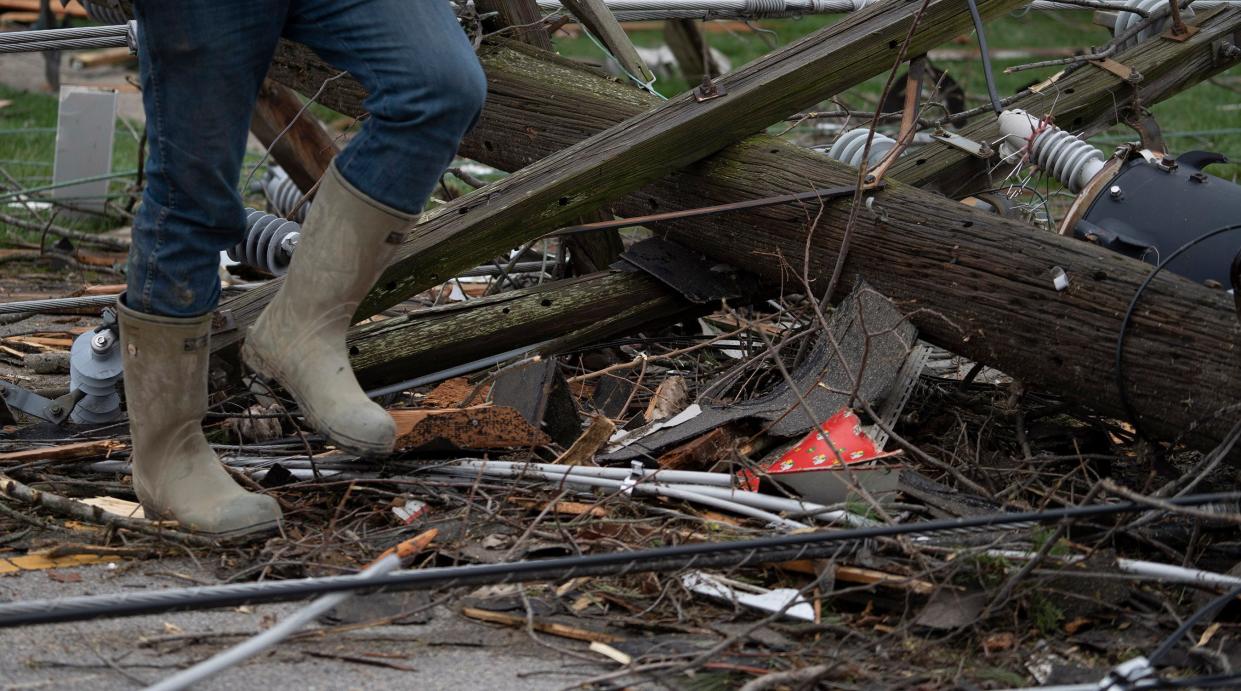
[118,298,211,424]
[280,163,417,319]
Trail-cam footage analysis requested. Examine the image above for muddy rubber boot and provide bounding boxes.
[119,300,282,536]
[242,163,414,456]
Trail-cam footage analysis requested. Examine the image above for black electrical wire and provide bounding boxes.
[0,490,1236,628]
[1147,582,1241,669]
[965,0,1003,115]
[1115,224,1241,441]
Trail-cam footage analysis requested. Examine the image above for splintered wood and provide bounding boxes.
[390,406,550,451]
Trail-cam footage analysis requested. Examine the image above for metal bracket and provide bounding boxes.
[1090,57,1142,84]
[929,128,993,159]
[1161,24,1199,41]
[0,380,80,425]
[1161,0,1199,41]
[1122,107,1167,156]
[1212,36,1241,65]
[693,79,726,102]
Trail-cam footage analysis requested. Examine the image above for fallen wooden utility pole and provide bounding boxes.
[303,10,1241,449]
[219,0,1027,342]
[347,272,687,387]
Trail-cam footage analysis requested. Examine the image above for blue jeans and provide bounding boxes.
[127,0,486,317]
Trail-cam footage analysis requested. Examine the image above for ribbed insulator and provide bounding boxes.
[1028,125,1106,193]
[1114,0,1193,50]
[80,0,129,25]
[69,329,123,424]
[229,210,301,276]
[262,167,308,222]
[823,128,898,168]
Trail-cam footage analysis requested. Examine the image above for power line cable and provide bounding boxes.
[0,490,1236,628]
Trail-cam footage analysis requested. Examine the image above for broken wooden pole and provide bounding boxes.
[249,80,338,193]
[663,18,718,84]
[318,12,1241,450]
[219,0,1026,341]
[347,272,688,387]
[475,0,554,50]
[481,0,626,275]
[256,9,1241,448]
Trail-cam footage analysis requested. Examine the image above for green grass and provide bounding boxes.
[0,82,143,231]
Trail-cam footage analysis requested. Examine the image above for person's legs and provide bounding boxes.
[284,0,486,213]
[244,0,486,456]
[123,0,288,534]
[129,0,289,316]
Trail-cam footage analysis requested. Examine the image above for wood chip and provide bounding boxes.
[421,377,480,408]
[0,439,126,463]
[79,496,145,519]
[553,414,615,466]
[644,374,688,422]
[589,641,633,665]
[461,607,624,643]
[779,561,936,595]
[0,553,119,575]
[512,498,608,518]
[658,425,734,470]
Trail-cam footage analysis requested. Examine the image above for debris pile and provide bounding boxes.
[1,0,1241,687]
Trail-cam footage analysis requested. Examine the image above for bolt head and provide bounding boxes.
[1109,185,1123,199]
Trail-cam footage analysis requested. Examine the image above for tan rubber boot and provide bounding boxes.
[119,300,282,536]
[242,163,414,456]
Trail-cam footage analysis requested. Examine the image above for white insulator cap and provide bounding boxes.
[997,108,1042,158]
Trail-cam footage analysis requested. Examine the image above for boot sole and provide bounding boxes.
[140,506,280,540]
[242,339,395,458]
[137,487,282,540]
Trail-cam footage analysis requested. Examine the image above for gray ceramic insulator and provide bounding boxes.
[1114,0,1194,50]
[229,209,301,276]
[262,167,309,223]
[69,329,124,424]
[824,128,898,169]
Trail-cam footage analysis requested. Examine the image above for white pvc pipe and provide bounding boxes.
[663,484,874,527]
[985,549,1241,588]
[449,459,736,487]
[434,463,809,528]
[1117,558,1241,587]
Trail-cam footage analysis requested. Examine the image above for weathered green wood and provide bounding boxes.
[348,272,684,386]
[222,0,1026,341]
[889,6,1241,195]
